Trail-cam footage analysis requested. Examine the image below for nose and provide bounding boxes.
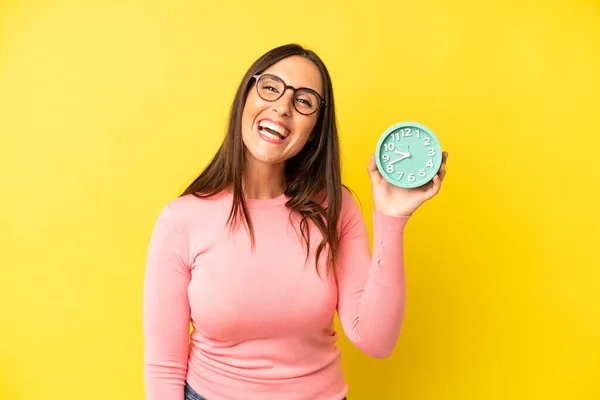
[271,88,294,117]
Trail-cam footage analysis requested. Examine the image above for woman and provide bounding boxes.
[143,43,448,400]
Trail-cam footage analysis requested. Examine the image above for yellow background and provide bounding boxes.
[1,0,599,399]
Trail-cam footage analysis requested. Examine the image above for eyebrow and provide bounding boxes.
[271,73,322,96]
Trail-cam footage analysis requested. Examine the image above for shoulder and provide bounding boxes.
[316,185,362,211]
[313,186,363,218]
[340,185,364,216]
[155,191,230,229]
[337,185,367,233]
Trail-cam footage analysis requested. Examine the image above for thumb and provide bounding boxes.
[367,154,382,183]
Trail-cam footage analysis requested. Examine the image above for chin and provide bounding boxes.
[245,148,285,165]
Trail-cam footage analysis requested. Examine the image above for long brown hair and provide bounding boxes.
[180,43,344,276]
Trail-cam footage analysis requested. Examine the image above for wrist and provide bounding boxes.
[373,206,413,218]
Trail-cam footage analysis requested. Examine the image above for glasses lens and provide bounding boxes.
[294,89,320,115]
[257,75,284,101]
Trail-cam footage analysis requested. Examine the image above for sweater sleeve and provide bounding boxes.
[143,203,191,399]
[335,190,409,358]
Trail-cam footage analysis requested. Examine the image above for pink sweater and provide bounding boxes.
[143,189,409,400]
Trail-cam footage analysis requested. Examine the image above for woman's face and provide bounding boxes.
[241,55,323,167]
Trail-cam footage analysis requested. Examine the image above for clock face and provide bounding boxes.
[375,122,443,188]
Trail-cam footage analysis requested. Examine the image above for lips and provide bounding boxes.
[257,119,289,140]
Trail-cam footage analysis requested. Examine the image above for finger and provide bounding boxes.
[442,151,449,165]
[438,164,446,182]
[367,154,378,172]
[367,154,383,185]
[438,151,448,181]
[420,180,435,193]
[427,174,442,197]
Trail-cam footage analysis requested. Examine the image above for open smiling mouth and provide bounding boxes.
[258,120,287,140]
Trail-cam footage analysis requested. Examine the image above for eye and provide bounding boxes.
[295,97,313,107]
[262,84,279,93]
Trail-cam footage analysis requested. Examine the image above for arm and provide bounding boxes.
[336,190,409,358]
[335,151,448,357]
[143,203,191,399]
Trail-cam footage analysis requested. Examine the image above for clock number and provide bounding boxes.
[428,148,436,156]
[382,154,390,162]
[384,143,395,151]
[397,171,404,179]
[426,159,434,167]
[419,169,426,177]
[423,137,431,146]
[402,128,412,137]
[415,129,421,138]
[407,173,415,182]
[386,164,394,173]
[390,133,400,141]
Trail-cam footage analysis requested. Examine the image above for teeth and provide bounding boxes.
[259,120,286,137]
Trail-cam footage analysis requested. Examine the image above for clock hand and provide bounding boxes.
[394,148,412,157]
[388,154,410,164]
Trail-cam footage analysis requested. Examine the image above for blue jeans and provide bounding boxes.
[184,381,347,399]
[184,381,207,400]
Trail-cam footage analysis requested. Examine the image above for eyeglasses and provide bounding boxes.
[252,74,325,116]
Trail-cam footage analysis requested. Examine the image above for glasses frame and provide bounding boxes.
[252,73,326,116]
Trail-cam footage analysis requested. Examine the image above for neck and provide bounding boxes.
[240,155,286,200]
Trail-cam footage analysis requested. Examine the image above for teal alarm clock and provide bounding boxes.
[375,121,443,188]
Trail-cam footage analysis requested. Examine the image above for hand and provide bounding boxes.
[367,151,448,217]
